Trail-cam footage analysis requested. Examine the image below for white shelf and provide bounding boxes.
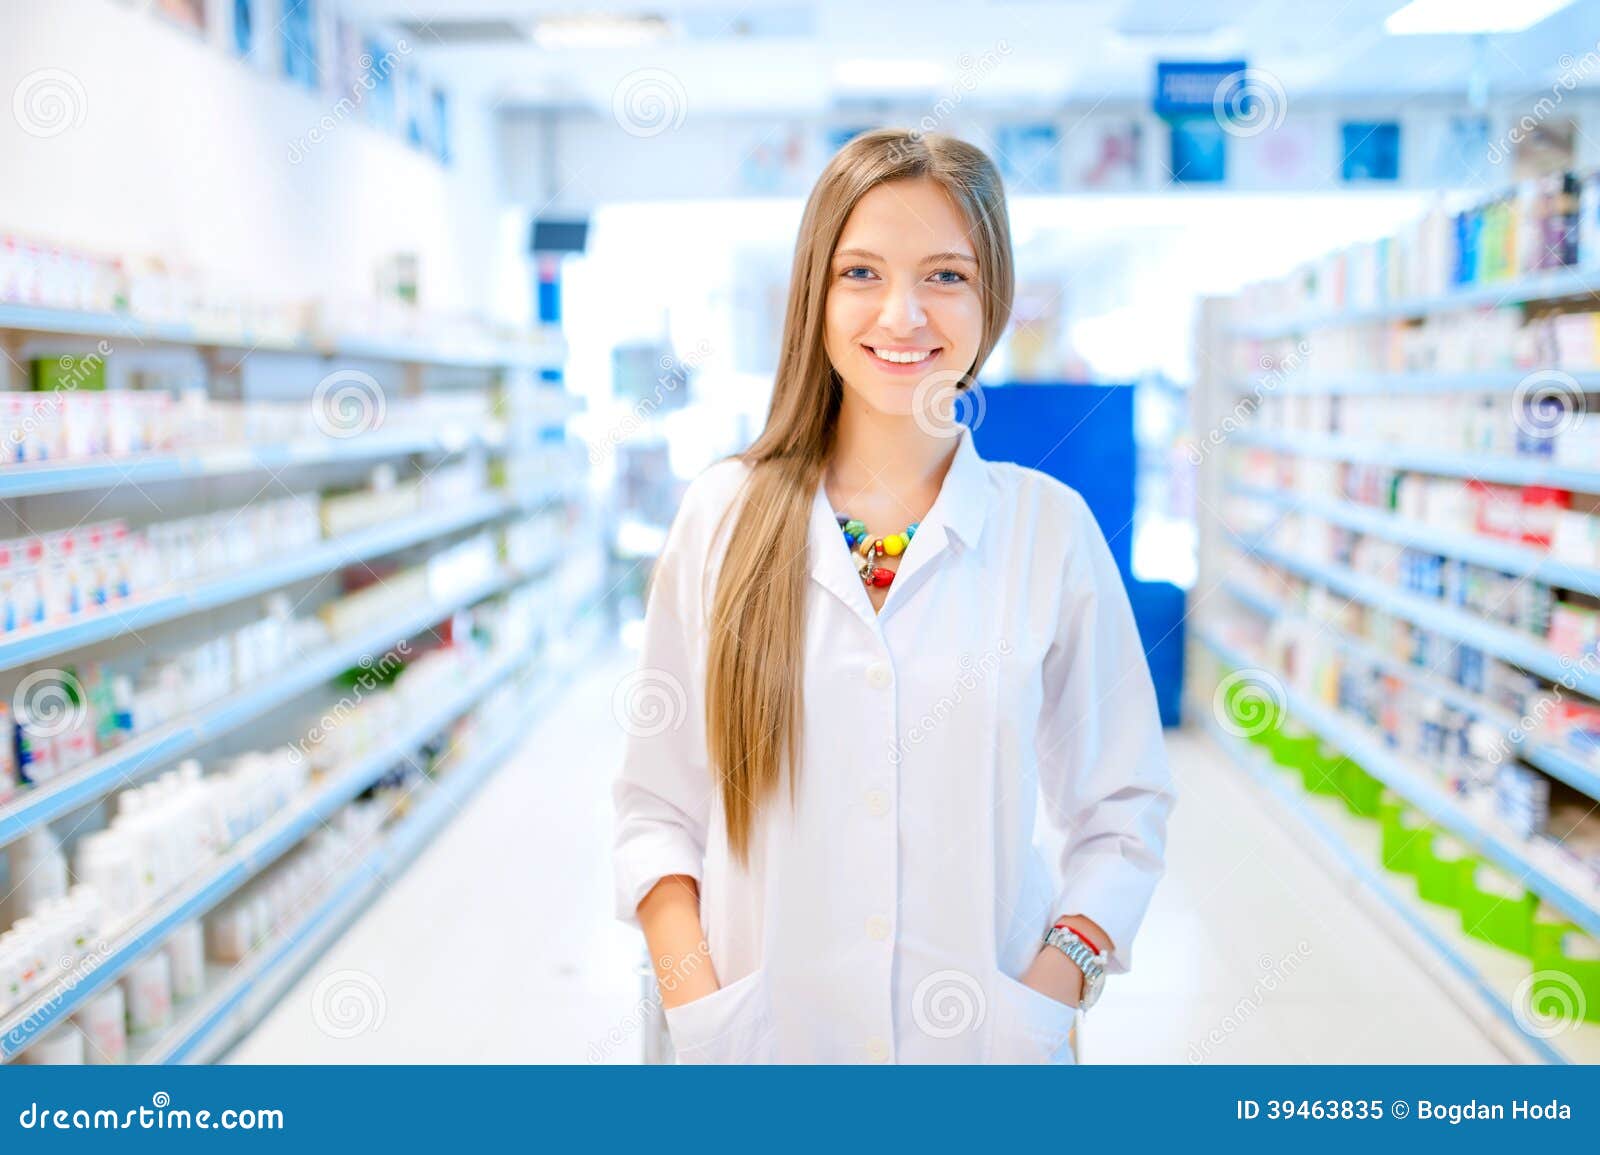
[0,303,565,371]
[0,491,529,673]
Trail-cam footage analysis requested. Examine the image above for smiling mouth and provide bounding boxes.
[864,345,941,367]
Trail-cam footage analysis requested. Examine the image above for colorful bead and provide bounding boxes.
[835,510,922,589]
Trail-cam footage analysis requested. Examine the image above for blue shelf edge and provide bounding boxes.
[1230,430,1600,495]
[1226,481,1600,600]
[1230,267,1600,340]
[1218,580,1600,803]
[0,492,523,674]
[1223,529,1600,702]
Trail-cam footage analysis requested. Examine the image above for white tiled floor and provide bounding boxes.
[231,638,1507,1064]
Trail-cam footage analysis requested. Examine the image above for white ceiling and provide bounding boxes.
[337,0,1600,111]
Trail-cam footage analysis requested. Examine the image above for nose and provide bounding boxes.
[875,277,927,335]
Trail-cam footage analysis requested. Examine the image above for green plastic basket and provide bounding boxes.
[1377,792,1430,874]
[1415,833,1473,909]
[1300,742,1347,798]
[1454,861,1538,955]
[1529,916,1600,1026]
[1267,726,1319,771]
[1337,758,1383,817]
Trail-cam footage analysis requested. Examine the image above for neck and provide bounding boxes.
[824,401,962,522]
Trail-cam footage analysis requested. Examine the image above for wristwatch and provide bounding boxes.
[1043,925,1106,1012]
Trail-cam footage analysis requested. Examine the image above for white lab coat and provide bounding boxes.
[612,423,1176,1064]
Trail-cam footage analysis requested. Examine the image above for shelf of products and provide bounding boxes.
[1197,663,1600,1065]
[1199,168,1600,1065]
[0,231,606,1062]
[133,618,593,1066]
[0,488,518,673]
[0,579,578,1063]
[1231,171,1600,340]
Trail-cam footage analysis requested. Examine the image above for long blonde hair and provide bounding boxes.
[700,128,1014,862]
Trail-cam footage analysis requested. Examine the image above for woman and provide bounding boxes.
[612,128,1176,1064]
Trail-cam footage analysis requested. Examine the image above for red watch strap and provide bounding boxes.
[1052,919,1102,956]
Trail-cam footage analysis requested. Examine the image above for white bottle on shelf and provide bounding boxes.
[164,920,204,1004]
[71,983,126,1064]
[17,1023,86,1064]
[120,950,172,1035]
[3,828,69,928]
[73,827,139,933]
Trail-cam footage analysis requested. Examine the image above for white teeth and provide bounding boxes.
[870,347,934,364]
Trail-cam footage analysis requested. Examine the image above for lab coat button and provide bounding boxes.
[865,661,892,689]
[864,789,889,816]
[866,915,891,941]
[866,1036,889,1062]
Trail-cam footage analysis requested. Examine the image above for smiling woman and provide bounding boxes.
[612,128,1177,1065]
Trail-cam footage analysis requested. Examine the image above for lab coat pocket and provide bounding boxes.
[988,971,1078,1065]
[662,968,775,1065]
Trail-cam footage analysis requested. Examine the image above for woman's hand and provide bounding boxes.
[1020,941,1085,1008]
[1021,914,1112,1008]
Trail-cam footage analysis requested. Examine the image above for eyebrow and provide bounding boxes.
[834,248,978,265]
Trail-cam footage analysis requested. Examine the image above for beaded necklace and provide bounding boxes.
[835,513,920,588]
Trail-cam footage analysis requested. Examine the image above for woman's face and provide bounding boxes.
[824,176,984,425]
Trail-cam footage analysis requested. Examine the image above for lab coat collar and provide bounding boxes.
[808,421,991,627]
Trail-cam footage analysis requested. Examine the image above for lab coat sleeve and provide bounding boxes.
[1036,489,1177,976]
[610,485,716,930]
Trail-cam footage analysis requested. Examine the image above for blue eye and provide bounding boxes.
[931,269,968,284]
[841,267,874,280]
